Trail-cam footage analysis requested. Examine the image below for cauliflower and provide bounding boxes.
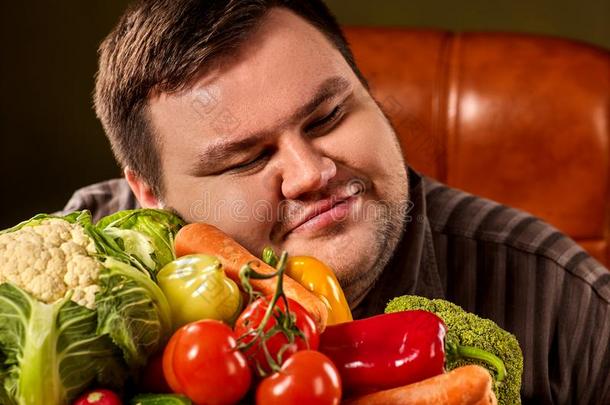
[0,209,183,405]
[0,218,101,309]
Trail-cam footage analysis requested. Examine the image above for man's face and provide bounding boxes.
[145,8,408,305]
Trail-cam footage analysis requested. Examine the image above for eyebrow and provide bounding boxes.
[195,75,352,170]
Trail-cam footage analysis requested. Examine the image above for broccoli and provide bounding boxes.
[385,295,523,405]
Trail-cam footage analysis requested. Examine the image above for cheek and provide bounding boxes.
[319,103,403,177]
[166,175,278,251]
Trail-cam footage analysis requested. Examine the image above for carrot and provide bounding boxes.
[174,223,328,331]
[343,365,497,405]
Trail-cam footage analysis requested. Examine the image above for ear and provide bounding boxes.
[124,167,162,208]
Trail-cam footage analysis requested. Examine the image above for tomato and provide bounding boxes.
[73,389,122,405]
[157,254,242,329]
[162,335,181,394]
[256,350,342,405]
[234,297,319,373]
[162,320,251,405]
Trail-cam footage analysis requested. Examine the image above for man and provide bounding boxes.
[63,1,610,403]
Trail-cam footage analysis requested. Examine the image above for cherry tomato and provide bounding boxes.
[162,320,251,405]
[256,350,342,405]
[234,297,319,373]
[73,389,122,405]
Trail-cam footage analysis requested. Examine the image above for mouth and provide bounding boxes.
[285,193,359,237]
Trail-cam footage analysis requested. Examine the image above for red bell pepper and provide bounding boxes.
[319,310,445,396]
[319,310,506,397]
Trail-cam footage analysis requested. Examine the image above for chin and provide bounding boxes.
[283,217,382,283]
[280,175,409,290]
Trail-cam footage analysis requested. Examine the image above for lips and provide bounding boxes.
[281,188,362,238]
[289,197,348,231]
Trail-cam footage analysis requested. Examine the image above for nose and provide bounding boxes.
[278,134,337,199]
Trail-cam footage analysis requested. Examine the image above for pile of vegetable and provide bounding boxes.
[0,213,524,405]
[154,223,347,405]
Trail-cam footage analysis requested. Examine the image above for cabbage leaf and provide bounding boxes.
[95,257,172,367]
[0,284,126,405]
[96,209,185,277]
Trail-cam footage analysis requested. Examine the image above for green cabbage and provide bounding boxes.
[0,209,184,404]
[0,284,127,405]
[96,209,184,278]
[96,258,172,367]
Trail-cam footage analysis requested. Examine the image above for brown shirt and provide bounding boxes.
[62,168,610,404]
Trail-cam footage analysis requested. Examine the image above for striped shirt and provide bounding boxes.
[62,168,610,404]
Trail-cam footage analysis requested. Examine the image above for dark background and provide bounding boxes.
[1,1,609,228]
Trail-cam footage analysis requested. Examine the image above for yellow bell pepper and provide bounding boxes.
[262,247,352,325]
[157,254,242,330]
[286,256,353,325]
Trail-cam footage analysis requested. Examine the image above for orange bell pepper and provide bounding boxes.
[263,248,352,325]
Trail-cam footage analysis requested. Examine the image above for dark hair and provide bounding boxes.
[95,0,367,197]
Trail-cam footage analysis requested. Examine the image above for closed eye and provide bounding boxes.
[305,104,344,133]
[228,148,273,173]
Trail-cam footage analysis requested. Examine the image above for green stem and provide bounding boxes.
[445,341,507,382]
[239,260,276,306]
[254,252,288,338]
[262,246,279,267]
[237,252,296,375]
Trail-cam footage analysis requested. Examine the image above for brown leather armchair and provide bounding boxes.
[344,28,610,266]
